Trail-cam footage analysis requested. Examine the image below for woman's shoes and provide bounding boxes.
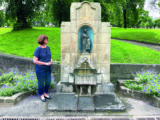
[44,95,52,100]
[40,94,52,102]
[40,96,46,102]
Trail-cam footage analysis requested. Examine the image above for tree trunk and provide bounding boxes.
[14,0,30,30]
[59,18,62,27]
[123,8,127,28]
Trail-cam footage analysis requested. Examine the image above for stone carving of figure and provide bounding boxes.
[81,29,91,53]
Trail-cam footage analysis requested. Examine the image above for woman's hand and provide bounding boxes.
[45,62,52,66]
[33,56,52,66]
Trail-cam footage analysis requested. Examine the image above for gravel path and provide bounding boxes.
[112,38,160,51]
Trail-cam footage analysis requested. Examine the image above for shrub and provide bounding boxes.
[124,69,160,97]
[155,19,160,28]
[0,66,56,96]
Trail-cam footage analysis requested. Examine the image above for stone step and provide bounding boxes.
[48,93,126,112]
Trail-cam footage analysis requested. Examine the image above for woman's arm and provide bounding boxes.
[33,56,51,65]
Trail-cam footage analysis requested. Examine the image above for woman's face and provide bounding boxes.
[44,39,48,45]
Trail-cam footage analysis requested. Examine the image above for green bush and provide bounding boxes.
[13,22,32,31]
[124,70,160,97]
[124,81,144,91]
[0,72,14,87]
[155,19,160,28]
[0,66,56,96]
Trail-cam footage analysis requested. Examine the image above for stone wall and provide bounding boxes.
[0,53,160,82]
[111,63,160,82]
[0,53,61,82]
[0,53,35,71]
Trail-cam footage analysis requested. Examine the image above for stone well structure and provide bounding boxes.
[48,1,125,112]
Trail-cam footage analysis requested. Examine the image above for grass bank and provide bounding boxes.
[0,27,160,64]
[0,27,60,62]
[111,28,160,44]
[111,39,160,64]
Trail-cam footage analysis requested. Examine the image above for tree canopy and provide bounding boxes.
[0,10,5,27]
[0,0,159,29]
[2,0,45,30]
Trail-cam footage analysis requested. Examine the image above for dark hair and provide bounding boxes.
[37,35,48,45]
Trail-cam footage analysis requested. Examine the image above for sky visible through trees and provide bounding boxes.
[0,0,160,30]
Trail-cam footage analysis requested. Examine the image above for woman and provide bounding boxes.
[33,35,52,102]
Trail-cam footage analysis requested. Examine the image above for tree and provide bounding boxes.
[32,3,51,27]
[108,0,123,27]
[118,0,145,28]
[47,0,146,28]
[47,0,117,26]
[0,1,2,6]
[136,10,149,28]
[155,18,160,28]
[3,0,44,30]
[0,10,5,27]
[46,0,73,27]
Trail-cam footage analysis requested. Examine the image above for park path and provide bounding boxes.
[112,38,160,51]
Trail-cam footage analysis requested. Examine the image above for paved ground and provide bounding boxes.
[0,92,160,119]
[112,39,160,51]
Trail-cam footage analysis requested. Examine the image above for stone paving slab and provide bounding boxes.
[94,93,126,112]
[78,96,94,111]
[48,93,78,111]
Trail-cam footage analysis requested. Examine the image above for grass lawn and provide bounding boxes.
[0,28,12,35]
[111,28,160,44]
[0,27,60,62]
[0,27,160,64]
[111,39,160,64]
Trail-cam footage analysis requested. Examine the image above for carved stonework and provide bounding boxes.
[48,1,126,112]
[61,1,111,83]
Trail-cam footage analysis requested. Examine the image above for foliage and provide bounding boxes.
[124,81,144,90]
[111,28,160,44]
[0,87,18,96]
[107,0,145,28]
[136,10,156,28]
[154,18,160,28]
[32,1,52,27]
[46,0,72,27]
[0,72,14,87]
[158,1,160,8]
[0,67,56,96]
[2,0,45,30]
[45,0,145,28]
[124,70,160,97]
[0,0,152,28]
[0,10,5,27]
